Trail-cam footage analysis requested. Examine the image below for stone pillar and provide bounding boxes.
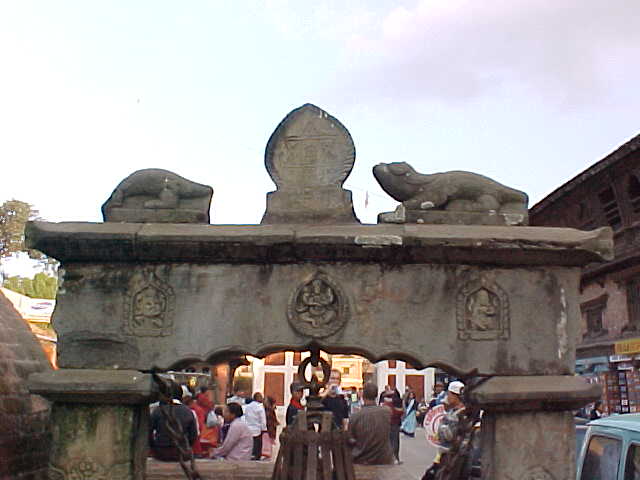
[29,369,154,480]
[470,376,600,480]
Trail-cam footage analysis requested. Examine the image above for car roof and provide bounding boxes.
[590,413,640,433]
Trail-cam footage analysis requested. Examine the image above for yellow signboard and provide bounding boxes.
[615,338,640,355]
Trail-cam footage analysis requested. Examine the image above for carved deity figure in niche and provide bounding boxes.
[133,286,167,329]
[288,274,349,338]
[457,277,509,341]
[466,288,499,331]
[124,268,175,337]
[296,278,337,328]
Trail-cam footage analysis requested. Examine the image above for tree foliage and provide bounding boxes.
[3,272,58,299]
[0,199,42,258]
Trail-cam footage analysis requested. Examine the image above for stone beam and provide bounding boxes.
[26,222,612,266]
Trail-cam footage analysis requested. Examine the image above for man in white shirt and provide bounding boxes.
[243,392,267,460]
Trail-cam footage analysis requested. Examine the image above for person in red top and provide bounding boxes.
[286,382,305,426]
[195,387,218,452]
[185,394,207,457]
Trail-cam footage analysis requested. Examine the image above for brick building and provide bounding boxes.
[0,290,52,479]
[530,133,640,413]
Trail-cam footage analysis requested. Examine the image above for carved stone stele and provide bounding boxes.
[102,168,213,223]
[261,104,359,224]
[287,273,349,338]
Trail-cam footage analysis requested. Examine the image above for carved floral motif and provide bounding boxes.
[124,268,175,337]
[49,459,128,480]
[522,466,555,480]
[456,276,510,340]
[287,273,349,338]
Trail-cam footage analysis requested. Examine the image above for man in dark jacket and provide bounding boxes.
[286,382,305,426]
[349,383,394,465]
[150,384,198,461]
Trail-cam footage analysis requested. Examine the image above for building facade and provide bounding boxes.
[530,133,640,414]
[251,352,434,415]
[374,360,435,402]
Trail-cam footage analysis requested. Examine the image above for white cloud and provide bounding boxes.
[339,0,640,106]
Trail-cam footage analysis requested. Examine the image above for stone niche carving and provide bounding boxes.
[287,273,349,338]
[102,168,213,223]
[457,277,509,340]
[261,103,359,224]
[373,162,528,225]
[124,268,175,337]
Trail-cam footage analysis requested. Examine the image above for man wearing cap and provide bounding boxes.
[286,382,305,426]
[422,381,466,480]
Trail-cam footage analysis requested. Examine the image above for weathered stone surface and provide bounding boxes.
[102,169,213,223]
[469,375,602,412]
[48,402,148,480]
[146,459,409,480]
[261,104,359,224]
[378,204,528,226]
[29,369,155,404]
[52,262,582,375]
[480,411,575,480]
[26,221,613,266]
[0,290,51,480]
[373,162,528,225]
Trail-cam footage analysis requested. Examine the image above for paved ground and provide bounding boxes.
[147,428,437,479]
[395,430,438,480]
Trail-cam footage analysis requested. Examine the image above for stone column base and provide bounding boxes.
[29,369,155,480]
[469,375,601,480]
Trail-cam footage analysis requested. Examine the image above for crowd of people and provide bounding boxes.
[149,384,279,462]
[148,370,472,478]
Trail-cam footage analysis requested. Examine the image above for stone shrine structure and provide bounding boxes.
[0,290,51,480]
[28,104,611,480]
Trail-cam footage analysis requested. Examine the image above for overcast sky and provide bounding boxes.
[1,0,639,225]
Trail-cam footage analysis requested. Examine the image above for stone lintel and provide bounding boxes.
[469,375,601,412]
[378,208,529,226]
[26,221,613,266]
[28,369,155,405]
[106,208,206,224]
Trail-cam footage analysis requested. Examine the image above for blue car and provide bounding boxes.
[577,414,640,479]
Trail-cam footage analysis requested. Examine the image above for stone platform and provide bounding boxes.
[146,459,404,480]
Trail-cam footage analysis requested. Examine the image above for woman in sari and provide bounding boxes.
[401,391,417,437]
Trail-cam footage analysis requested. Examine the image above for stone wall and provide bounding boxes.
[0,290,52,480]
